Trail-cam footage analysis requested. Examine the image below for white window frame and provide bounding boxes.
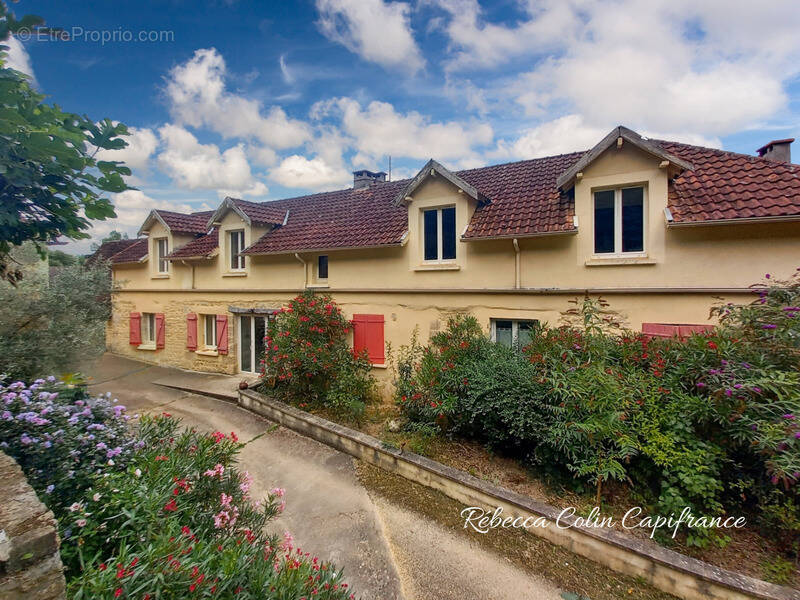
[203,315,217,350]
[141,312,156,345]
[229,229,246,271]
[156,238,169,273]
[422,206,457,263]
[592,186,647,258]
[238,314,272,374]
[490,319,539,348]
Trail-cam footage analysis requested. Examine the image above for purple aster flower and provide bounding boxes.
[752,387,762,394]
[96,442,107,451]
[697,382,706,388]
[783,414,795,420]
[734,384,742,389]
[751,424,758,430]
[795,432,800,439]
[762,324,777,329]
[741,362,751,369]
[725,389,732,397]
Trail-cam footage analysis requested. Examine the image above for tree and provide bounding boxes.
[47,249,78,266]
[0,261,114,380]
[90,230,128,252]
[0,1,131,284]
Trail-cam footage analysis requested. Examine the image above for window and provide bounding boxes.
[423,206,456,261]
[593,186,645,255]
[141,312,156,344]
[317,255,328,280]
[229,230,245,270]
[156,238,169,273]
[203,315,217,349]
[491,319,539,350]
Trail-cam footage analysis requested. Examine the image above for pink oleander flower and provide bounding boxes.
[280,530,294,551]
[220,492,233,508]
[269,487,286,498]
[239,471,253,495]
[204,463,224,478]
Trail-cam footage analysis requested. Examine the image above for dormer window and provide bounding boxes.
[423,206,456,262]
[593,186,645,255]
[156,238,169,273]
[229,230,245,270]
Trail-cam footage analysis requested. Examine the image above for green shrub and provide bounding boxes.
[259,291,374,420]
[64,415,356,599]
[0,262,113,380]
[0,376,132,520]
[395,274,800,548]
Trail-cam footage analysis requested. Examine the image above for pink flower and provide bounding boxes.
[203,464,224,478]
[269,487,286,498]
[280,530,294,551]
[76,518,87,527]
[239,471,253,495]
[220,492,233,508]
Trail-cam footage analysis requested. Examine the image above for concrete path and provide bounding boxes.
[84,354,564,600]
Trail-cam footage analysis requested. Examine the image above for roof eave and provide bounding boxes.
[137,210,171,236]
[206,197,252,229]
[667,215,800,227]
[242,241,405,256]
[393,159,486,205]
[461,228,578,242]
[556,126,694,190]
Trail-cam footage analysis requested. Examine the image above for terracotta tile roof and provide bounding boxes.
[460,152,584,239]
[241,182,409,255]
[657,141,800,223]
[165,229,219,260]
[85,239,140,266]
[231,199,287,226]
[134,137,800,257]
[107,238,148,264]
[155,209,213,234]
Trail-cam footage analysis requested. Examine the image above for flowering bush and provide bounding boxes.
[0,376,132,520]
[259,291,374,420]
[396,280,800,549]
[65,414,356,599]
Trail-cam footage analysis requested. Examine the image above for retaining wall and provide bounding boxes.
[0,452,65,600]
[239,388,800,600]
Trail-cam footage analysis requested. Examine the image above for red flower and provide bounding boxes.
[230,431,239,443]
[155,455,169,461]
[163,498,178,512]
[99,563,107,571]
[114,589,122,598]
[707,341,718,350]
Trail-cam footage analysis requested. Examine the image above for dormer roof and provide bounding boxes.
[206,197,288,229]
[137,209,212,236]
[393,159,487,206]
[555,125,694,190]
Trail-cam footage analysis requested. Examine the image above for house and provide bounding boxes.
[100,126,800,380]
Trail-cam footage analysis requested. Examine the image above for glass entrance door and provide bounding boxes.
[239,315,268,374]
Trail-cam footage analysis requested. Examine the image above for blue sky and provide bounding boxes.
[6,0,800,252]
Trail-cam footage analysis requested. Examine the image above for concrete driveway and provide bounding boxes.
[84,354,563,600]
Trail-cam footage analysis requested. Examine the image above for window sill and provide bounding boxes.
[414,263,461,272]
[222,271,248,277]
[585,256,656,267]
[137,343,157,351]
[150,274,170,279]
[195,349,219,357]
[307,283,329,289]
[370,363,388,369]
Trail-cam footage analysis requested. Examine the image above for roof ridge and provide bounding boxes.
[654,139,799,168]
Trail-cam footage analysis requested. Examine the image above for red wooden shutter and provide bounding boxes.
[186,313,198,350]
[155,314,166,349]
[129,312,141,345]
[216,314,229,355]
[642,323,715,340]
[352,314,385,364]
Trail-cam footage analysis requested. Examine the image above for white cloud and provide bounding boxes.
[316,0,424,74]
[4,36,36,83]
[270,155,351,190]
[63,190,210,255]
[165,48,311,149]
[317,97,493,164]
[436,0,800,138]
[157,124,268,198]
[96,127,159,177]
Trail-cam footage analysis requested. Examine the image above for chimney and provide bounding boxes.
[756,138,794,163]
[353,170,387,189]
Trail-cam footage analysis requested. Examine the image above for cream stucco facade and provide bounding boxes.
[107,142,800,383]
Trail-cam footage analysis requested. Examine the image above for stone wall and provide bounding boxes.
[0,452,65,600]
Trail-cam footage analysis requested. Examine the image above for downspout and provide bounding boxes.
[512,238,521,289]
[294,253,307,289]
[181,260,195,290]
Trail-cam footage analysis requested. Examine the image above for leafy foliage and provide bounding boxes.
[0,377,133,520]
[259,291,375,420]
[395,277,800,550]
[0,1,131,283]
[0,261,114,379]
[65,415,356,599]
